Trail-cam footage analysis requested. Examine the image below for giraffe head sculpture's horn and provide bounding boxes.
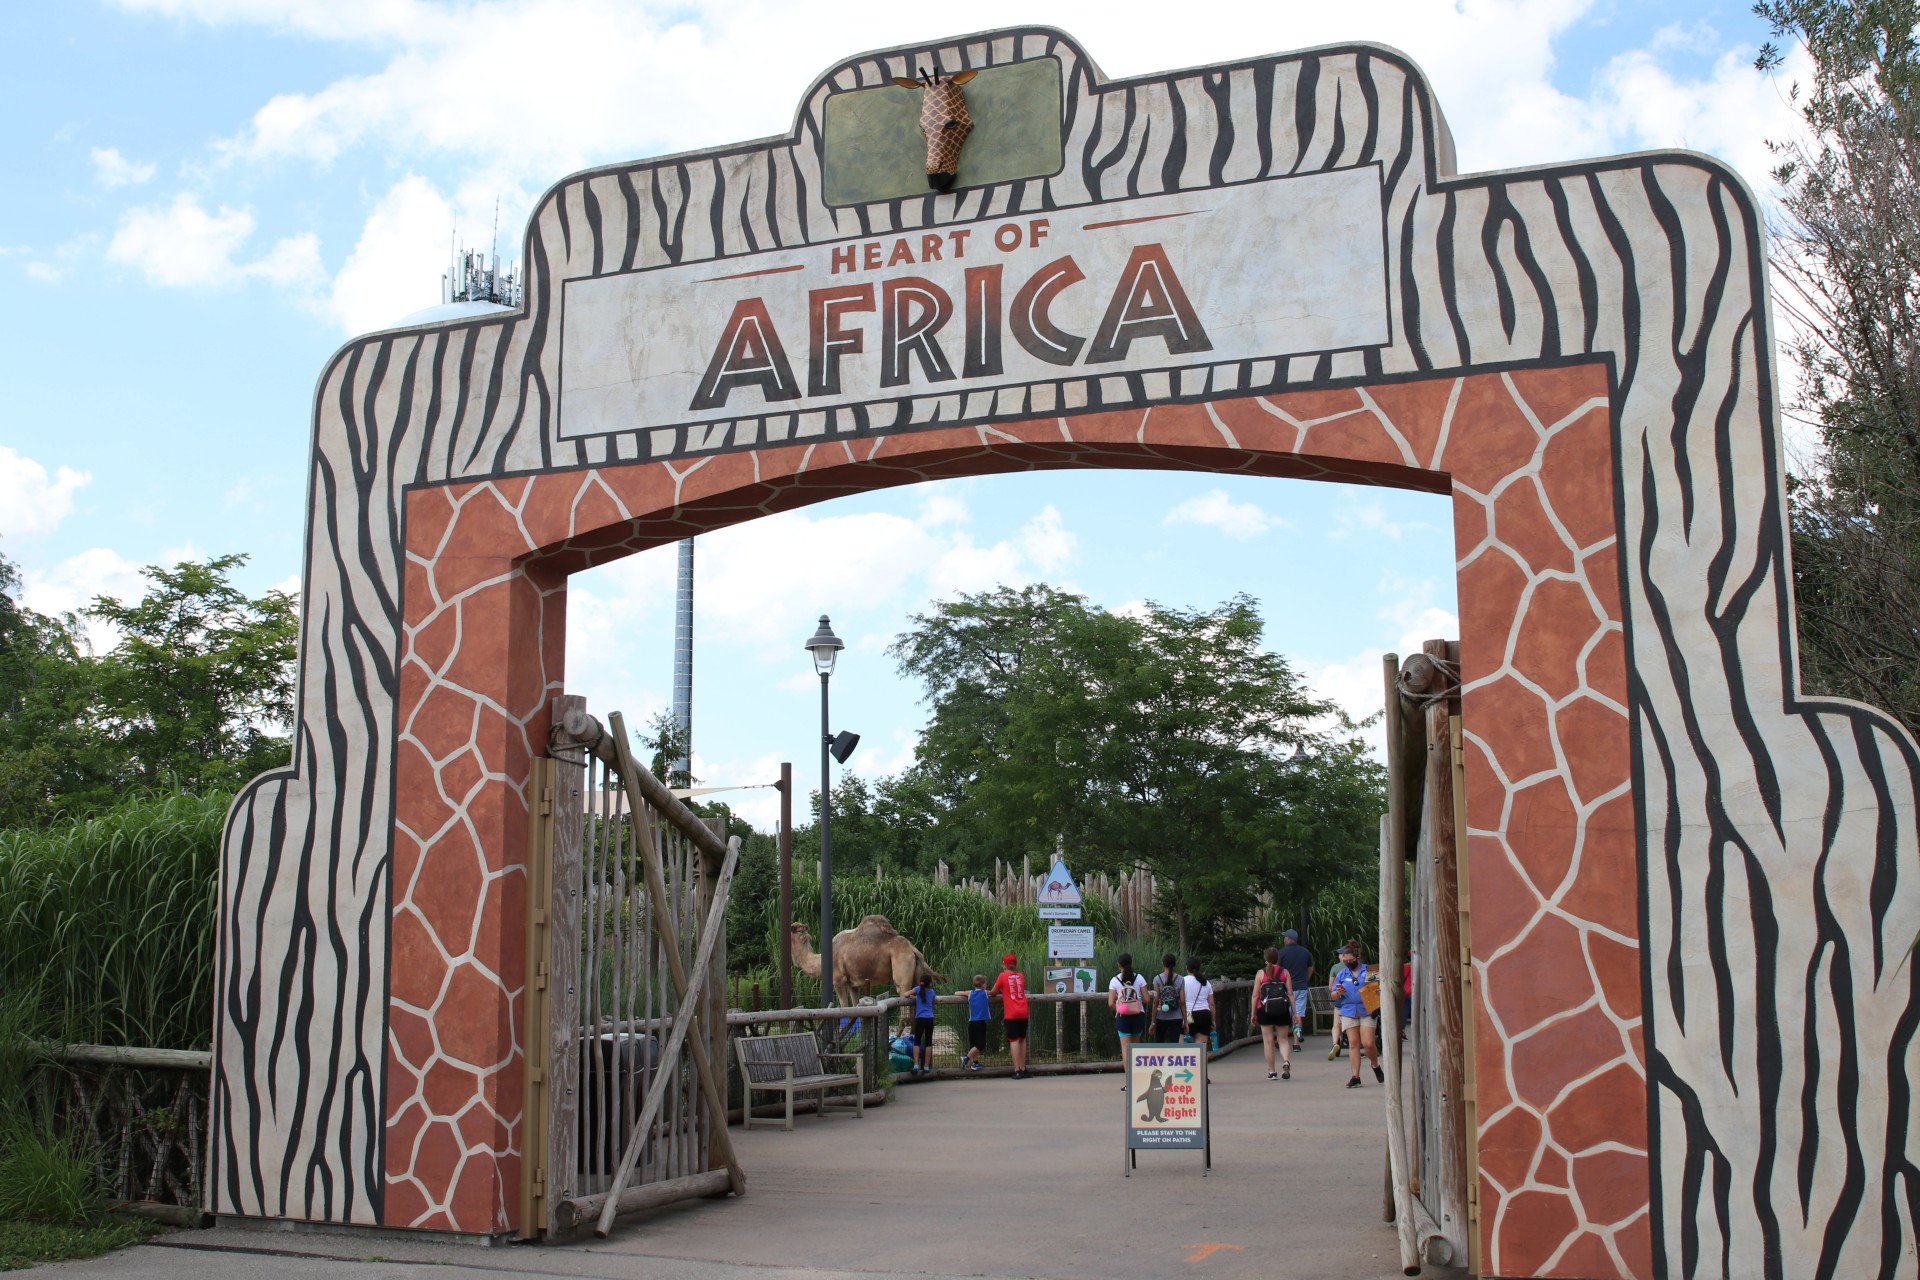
[892,66,978,192]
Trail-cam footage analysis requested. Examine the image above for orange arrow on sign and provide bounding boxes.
[1183,1243,1245,1263]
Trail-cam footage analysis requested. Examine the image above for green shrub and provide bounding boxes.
[0,1127,98,1225]
[0,789,226,1050]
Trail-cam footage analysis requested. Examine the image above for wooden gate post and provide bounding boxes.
[1421,641,1471,1264]
[544,695,587,1228]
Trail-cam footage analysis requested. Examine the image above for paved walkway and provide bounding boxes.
[45,1041,1463,1279]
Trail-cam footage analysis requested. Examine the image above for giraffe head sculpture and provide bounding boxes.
[892,66,978,191]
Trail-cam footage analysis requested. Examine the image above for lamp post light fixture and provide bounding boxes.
[803,615,858,1009]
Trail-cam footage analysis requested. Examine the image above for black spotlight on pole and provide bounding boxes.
[829,731,860,764]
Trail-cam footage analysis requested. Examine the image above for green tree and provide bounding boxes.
[639,710,694,790]
[787,771,937,877]
[889,586,1385,953]
[86,555,297,794]
[0,554,108,827]
[1757,1,1920,733]
[0,552,297,825]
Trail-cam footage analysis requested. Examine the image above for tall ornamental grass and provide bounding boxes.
[0,790,226,1051]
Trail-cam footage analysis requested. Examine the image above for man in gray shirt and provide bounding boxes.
[1276,930,1314,1048]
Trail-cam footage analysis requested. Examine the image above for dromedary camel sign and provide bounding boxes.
[788,917,943,1006]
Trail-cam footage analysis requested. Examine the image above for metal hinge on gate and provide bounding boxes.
[539,783,553,817]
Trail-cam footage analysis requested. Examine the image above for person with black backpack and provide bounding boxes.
[1252,945,1296,1080]
[1150,952,1185,1044]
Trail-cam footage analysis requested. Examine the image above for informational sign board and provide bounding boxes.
[1037,856,1083,920]
[1044,966,1096,994]
[1125,1042,1209,1173]
[558,166,1390,445]
[1047,925,1094,959]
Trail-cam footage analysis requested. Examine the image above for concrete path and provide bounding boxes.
[44,1041,1464,1279]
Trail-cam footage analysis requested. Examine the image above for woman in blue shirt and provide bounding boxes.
[910,971,939,1076]
[1329,943,1384,1089]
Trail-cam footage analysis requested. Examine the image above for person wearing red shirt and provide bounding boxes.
[990,953,1031,1079]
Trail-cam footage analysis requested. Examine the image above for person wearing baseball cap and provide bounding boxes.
[1276,929,1314,1048]
[989,954,1031,1078]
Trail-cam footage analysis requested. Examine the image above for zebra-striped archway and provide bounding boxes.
[210,29,1919,1279]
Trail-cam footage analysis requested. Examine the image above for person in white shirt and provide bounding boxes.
[1108,953,1149,1053]
[1182,960,1214,1048]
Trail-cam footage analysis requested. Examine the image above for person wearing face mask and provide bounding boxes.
[1329,943,1383,1088]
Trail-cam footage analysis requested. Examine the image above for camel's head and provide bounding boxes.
[892,66,978,192]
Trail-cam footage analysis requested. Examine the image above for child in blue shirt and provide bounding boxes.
[964,974,991,1072]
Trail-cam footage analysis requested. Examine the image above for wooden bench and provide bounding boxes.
[1305,986,1338,1037]
[734,1032,864,1131]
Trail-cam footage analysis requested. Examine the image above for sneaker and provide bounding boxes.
[1267,1071,1278,1080]
[1282,1062,1291,1080]
[1346,1077,1362,1089]
[1328,1045,1342,1061]
[1373,1064,1385,1084]
[970,1061,982,1072]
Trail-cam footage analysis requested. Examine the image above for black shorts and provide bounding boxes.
[1152,1019,1183,1043]
[912,1016,935,1047]
[968,1021,987,1052]
[1189,1009,1214,1036]
[1004,1017,1029,1041]
[1115,1012,1147,1036]
[1257,1006,1294,1028]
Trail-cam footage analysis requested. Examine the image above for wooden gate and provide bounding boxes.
[1381,642,1479,1275]
[521,694,745,1238]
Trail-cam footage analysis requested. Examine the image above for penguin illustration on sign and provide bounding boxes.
[1136,1068,1167,1123]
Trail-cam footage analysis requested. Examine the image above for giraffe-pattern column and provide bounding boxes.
[384,364,1644,1277]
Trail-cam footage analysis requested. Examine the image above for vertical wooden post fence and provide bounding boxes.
[522,699,745,1238]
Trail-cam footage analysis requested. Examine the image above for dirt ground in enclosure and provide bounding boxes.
[46,1036,1467,1280]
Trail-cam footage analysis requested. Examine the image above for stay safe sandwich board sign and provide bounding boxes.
[1125,1042,1209,1174]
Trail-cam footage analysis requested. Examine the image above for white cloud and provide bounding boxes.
[1331,495,1434,541]
[1164,488,1280,540]
[22,235,97,285]
[114,0,1815,355]
[1019,505,1076,573]
[20,548,149,651]
[917,492,969,527]
[1590,40,1807,184]
[558,544,677,731]
[0,446,92,539]
[173,0,1740,190]
[106,193,321,289]
[327,174,454,333]
[250,231,324,285]
[91,146,156,187]
[113,0,439,41]
[1299,581,1460,759]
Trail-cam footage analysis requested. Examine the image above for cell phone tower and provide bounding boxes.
[671,537,693,786]
[441,202,523,308]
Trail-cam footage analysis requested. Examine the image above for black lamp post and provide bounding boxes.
[803,615,858,1008]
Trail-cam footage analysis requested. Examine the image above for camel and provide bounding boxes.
[787,916,944,1006]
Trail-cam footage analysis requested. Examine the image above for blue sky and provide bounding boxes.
[0,1,1806,831]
